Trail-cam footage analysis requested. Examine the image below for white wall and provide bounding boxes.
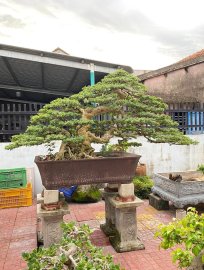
[0,135,204,195]
[129,135,204,175]
[0,142,61,195]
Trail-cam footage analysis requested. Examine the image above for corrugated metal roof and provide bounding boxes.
[0,44,133,103]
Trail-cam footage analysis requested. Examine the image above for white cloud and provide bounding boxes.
[0,0,204,70]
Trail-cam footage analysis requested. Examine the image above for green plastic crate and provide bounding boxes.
[0,168,27,189]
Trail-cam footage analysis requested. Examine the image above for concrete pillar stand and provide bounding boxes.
[37,190,69,247]
[108,196,145,252]
[37,202,69,247]
[100,186,118,236]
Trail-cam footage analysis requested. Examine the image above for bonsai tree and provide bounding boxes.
[6,69,195,157]
[155,208,204,269]
[74,69,195,151]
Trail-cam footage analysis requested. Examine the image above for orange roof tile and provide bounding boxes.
[179,49,204,63]
[139,48,204,81]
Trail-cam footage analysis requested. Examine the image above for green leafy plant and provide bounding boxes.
[197,164,204,175]
[23,222,121,270]
[133,176,153,199]
[71,185,102,203]
[6,70,195,158]
[155,207,204,269]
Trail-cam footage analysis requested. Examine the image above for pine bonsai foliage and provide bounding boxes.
[73,69,195,150]
[6,69,195,159]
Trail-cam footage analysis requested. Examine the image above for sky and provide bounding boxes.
[0,0,204,70]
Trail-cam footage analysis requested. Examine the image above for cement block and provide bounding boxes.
[44,190,59,204]
[149,193,169,210]
[118,183,134,198]
[176,209,186,220]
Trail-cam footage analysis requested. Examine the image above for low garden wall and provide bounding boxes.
[129,134,204,176]
[0,134,204,195]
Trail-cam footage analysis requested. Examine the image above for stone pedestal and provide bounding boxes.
[37,190,69,247]
[100,188,118,236]
[37,201,69,247]
[109,196,145,252]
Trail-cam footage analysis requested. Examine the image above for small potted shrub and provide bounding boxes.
[155,207,204,269]
[6,70,195,189]
[133,176,153,199]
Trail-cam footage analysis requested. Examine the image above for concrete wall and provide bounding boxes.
[129,135,204,175]
[0,142,61,195]
[94,135,204,175]
[0,135,204,195]
[143,62,204,103]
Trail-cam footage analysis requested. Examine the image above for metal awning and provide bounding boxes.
[0,44,133,103]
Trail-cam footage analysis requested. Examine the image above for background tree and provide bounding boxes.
[6,70,195,158]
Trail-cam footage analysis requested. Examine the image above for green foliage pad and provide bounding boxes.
[7,70,196,159]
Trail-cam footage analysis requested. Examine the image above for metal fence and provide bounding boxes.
[166,102,204,134]
[1,100,204,142]
[0,100,44,142]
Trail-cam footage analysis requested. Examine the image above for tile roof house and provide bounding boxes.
[138,49,204,135]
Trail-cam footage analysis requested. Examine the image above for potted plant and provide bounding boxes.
[6,70,195,189]
[155,207,204,270]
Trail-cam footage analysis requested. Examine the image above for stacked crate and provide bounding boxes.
[0,168,32,209]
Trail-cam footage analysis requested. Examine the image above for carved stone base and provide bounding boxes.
[37,202,69,247]
[102,195,144,252]
[110,235,144,252]
[100,222,116,237]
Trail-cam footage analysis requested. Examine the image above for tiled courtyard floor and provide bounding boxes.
[0,203,37,270]
[0,199,178,270]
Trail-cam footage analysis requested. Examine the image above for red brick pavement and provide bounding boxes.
[0,203,37,270]
[64,200,178,270]
[0,200,178,270]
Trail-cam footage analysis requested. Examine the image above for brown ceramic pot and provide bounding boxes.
[35,152,141,189]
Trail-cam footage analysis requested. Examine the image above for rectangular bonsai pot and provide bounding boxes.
[152,171,204,208]
[35,152,140,190]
